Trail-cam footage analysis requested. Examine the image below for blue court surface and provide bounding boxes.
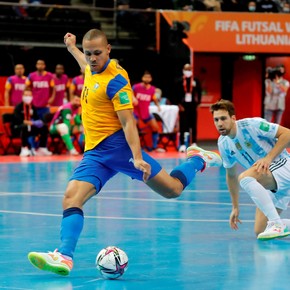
[0,155,290,290]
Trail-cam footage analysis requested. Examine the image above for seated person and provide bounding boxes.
[13,88,51,157]
[49,95,82,155]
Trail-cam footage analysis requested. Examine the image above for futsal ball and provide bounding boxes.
[96,246,129,279]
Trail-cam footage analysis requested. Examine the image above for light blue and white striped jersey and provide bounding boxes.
[218,117,290,169]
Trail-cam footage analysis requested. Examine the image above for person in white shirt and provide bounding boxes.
[211,99,290,240]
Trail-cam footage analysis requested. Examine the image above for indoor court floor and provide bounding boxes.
[0,152,290,290]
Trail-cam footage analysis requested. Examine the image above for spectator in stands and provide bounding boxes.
[4,64,26,106]
[247,0,257,11]
[282,1,290,13]
[69,71,84,99]
[13,88,51,157]
[174,63,202,153]
[256,0,280,12]
[264,65,290,124]
[52,64,70,106]
[176,0,194,10]
[133,70,164,152]
[49,95,82,155]
[25,59,55,119]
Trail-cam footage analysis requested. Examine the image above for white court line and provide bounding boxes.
[0,191,255,207]
[0,209,255,223]
[0,189,230,194]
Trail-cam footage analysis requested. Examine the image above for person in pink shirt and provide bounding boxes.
[25,59,56,119]
[4,64,27,106]
[133,70,162,152]
[25,59,54,156]
[69,71,84,99]
[52,64,70,106]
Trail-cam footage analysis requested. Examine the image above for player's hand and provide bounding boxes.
[229,208,242,230]
[64,33,76,48]
[132,96,138,106]
[253,157,272,174]
[134,159,151,182]
[23,120,33,126]
[178,104,185,112]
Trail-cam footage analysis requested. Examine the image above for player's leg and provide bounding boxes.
[275,109,284,125]
[52,123,78,155]
[254,207,284,236]
[114,141,222,199]
[28,152,117,275]
[263,109,273,122]
[239,167,290,240]
[146,146,222,198]
[254,207,270,237]
[146,116,160,151]
[178,109,187,153]
[28,180,96,276]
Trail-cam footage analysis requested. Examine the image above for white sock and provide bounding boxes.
[240,176,282,224]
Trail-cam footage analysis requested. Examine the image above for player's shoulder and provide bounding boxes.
[109,59,129,78]
[107,61,130,86]
[237,117,264,127]
[217,135,228,146]
[7,75,14,82]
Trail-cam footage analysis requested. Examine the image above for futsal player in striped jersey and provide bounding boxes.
[211,99,290,241]
[27,29,222,276]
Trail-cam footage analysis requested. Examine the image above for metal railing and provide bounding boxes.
[0,1,159,48]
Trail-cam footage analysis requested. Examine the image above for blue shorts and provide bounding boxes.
[133,113,154,123]
[69,130,162,193]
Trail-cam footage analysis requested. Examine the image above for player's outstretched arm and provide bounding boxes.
[226,166,242,230]
[64,33,87,73]
[117,109,151,182]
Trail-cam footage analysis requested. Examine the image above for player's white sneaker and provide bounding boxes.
[35,147,53,156]
[69,148,79,156]
[187,145,222,170]
[28,249,73,276]
[19,147,31,157]
[257,221,290,241]
[179,145,186,153]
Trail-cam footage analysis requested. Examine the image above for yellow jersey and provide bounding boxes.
[81,59,134,151]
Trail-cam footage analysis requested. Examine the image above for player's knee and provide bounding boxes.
[56,123,69,135]
[63,187,83,209]
[238,171,251,183]
[162,188,182,199]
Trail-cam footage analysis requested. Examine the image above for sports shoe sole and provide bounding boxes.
[187,145,222,167]
[257,231,290,241]
[28,252,70,276]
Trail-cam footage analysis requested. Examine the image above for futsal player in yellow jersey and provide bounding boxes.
[28,29,222,276]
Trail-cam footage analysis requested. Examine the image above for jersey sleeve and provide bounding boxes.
[252,118,278,139]
[107,74,133,111]
[218,137,237,168]
[25,74,32,86]
[70,78,76,91]
[5,77,12,89]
